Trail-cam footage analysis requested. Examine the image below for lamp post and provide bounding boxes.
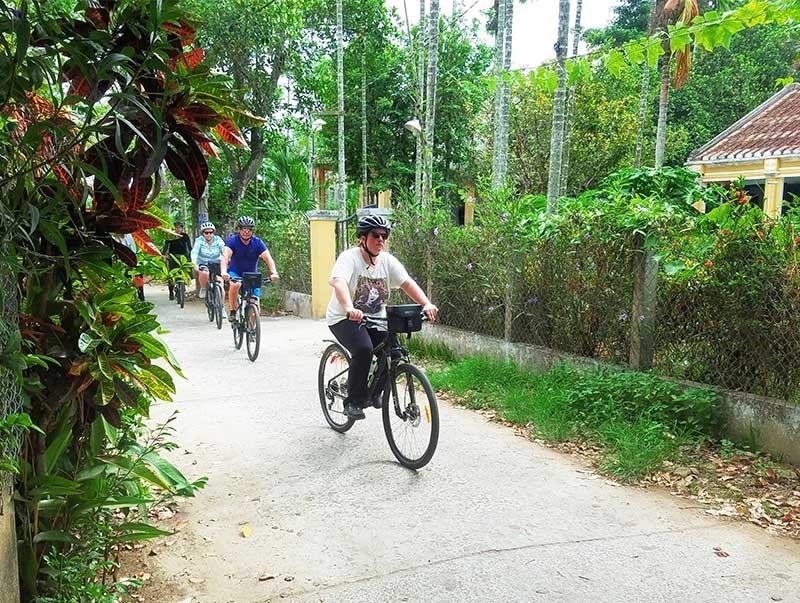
[309,118,326,207]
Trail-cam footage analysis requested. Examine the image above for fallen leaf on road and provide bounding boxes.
[188,576,205,584]
[258,574,275,581]
[713,547,730,558]
[241,523,253,538]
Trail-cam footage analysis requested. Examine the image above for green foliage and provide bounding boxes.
[427,356,718,480]
[260,213,311,295]
[1,0,238,597]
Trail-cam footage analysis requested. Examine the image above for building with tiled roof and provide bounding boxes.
[686,83,800,217]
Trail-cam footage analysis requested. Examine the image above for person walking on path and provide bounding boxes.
[220,215,279,320]
[326,214,438,420]
[162,221,192,301]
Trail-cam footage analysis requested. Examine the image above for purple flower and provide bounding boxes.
[467,262,474,271]
[639,314,645,321]
[620,313,628,321]
[488,306,495,312]
[527,296,539,304]
[583,233,591,239]
[433,227,440,237]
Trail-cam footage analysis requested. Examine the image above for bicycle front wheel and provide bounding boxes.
[382,363,439,469]
[177,282,185,308]
[318,343,354,433]
[213,285,223,330]
[245,304,260,361]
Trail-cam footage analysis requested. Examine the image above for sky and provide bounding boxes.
[385,0,620,70]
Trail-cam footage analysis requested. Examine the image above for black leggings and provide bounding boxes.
[329,320,388,405]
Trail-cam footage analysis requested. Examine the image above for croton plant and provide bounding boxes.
[1,0,254,597]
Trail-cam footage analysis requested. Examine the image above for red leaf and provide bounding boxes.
[199,141,218,159]
[163,20,197,42]
[110,239,138,267]
[215,119,247,147]
[165,135,208,200]
[131,229,161,256]
[180,48,204,70]
[85,7,109,29]
[176,104,222,127]
[119,174,153,211]
[98,210,162,233]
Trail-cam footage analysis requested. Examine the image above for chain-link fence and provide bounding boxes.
[392,208,800,405]
[0,266,22,498]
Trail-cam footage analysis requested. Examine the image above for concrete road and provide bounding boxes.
[141,285,800,603]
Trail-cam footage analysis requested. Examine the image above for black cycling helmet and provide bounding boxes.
[356,214,391,238]
[237,215,256,228]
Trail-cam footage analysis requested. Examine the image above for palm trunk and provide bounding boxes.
[336,0,346,251]
[491,0,506,190]
[361,47,368,206]
[654,48,671,168]
[633,62,650,167]
[545,0,570,214]
[415,0,426,205]
[559,0,582,197]
[422,0,439,210]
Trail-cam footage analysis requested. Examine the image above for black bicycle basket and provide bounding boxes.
[242,271,262,291]
[207,260,221,278]
[386,304,423,333]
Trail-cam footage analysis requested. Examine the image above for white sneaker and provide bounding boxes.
[199,287,207,298]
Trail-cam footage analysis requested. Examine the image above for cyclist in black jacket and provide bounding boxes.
[162,221,192,300]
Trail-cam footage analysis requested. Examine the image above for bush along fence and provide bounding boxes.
[391,168,800,405]
[263,213,312,296]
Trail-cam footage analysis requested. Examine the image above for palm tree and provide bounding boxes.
[491,0,513,191]
[654,0,699,167]
[546,0,571,213]
[559,0,583,197]
[336,0,346,250]
[422,0,440,210]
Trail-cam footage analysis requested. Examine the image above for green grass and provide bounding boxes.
[419,347,720,482]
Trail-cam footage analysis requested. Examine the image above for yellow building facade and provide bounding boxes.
[685,84,800,218]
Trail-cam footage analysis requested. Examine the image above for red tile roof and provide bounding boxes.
[687,83,800,164]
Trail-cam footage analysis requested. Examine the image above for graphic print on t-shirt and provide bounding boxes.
[353,276,388,314]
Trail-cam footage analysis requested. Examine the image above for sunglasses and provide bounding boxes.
[239,227,253,232]
[203,230,214,235]
[369,230,390,241]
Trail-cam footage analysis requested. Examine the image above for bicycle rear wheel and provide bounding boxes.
[176,282,185,308]
[318,343,355,433]
[245,304,260,361]
[213,285,223,330]
[232,306,244,349]
[382,363,439,469]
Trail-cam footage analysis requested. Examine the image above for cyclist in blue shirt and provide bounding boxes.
[220,216,279,320]
[191,221,225,298]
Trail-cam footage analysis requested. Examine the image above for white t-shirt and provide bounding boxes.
[326,247,410,326]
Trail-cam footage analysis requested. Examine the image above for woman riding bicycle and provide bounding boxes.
[327,214,438,420]
[191,221,225,298]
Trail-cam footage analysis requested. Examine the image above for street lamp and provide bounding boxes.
[404,118,422,136]
[309,118,327,206]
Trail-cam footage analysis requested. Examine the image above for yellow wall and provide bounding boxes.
[307,211,338,319]
[688,157,800,218]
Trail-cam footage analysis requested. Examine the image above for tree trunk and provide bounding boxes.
[491,0,507,190]
[415,0,426,204]
[336,0,347,252]
[422,0,440,210]
[361,46,368,206]
[545,0,570,214]
[634,62,651,168]
[559,0,582,197]
[654,47,671,168]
